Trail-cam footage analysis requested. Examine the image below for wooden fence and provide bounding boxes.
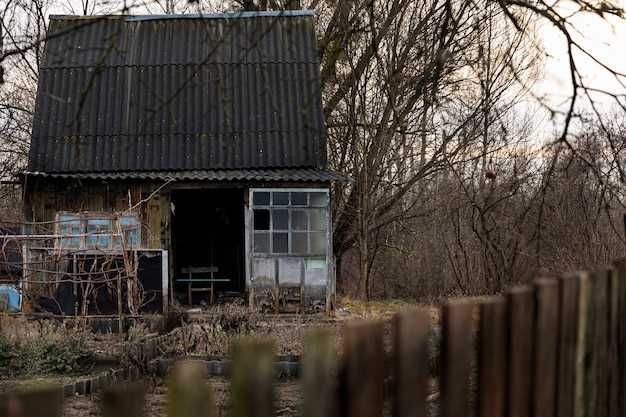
[2,261,626,417]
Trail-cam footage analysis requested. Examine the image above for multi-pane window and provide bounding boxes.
[58,214,82,249]
[252,190,329,256]
[55,212,141,250]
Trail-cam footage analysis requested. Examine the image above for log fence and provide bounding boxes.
[2,262,626,417]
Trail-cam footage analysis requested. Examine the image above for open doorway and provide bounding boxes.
[171,188,245,305]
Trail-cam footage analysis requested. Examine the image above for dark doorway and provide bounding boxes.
[171,189,245,304]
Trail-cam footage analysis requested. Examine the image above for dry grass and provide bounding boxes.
[337,296,440,325]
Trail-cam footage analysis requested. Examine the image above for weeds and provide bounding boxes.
[0,315,96,378]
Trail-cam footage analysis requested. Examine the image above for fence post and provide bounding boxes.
[478,297,507,417]
[167,361,215,417]
[607,267,619,417]
[614,259,626,417]
[392,309,430,417]
[0,386,63,417]
[506,286,534,417]
[582,270,609,417]
[230,339,274,417]
[556,274,580,417]
[303,329,337,417]
[101,383,145,417]
[440,300,474,417]
[574,272,590,417]
[343,321,384,417]
[532,278,560,417]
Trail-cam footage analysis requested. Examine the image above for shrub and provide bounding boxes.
[0,316,96,377]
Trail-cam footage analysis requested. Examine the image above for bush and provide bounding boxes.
[0,316,96,377]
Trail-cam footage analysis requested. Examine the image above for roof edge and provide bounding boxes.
[49,10,315,22]
[23,169,351,183]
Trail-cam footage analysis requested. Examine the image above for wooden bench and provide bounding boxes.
[178,266,230,306]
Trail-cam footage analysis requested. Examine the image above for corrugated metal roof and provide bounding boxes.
[29,13,326,173]
[24,168,349,182]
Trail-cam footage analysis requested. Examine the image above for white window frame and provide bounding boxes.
[249,188,330,257]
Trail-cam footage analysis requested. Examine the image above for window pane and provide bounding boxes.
[292,210,307,230]
[86,218,112,249]
[253,209,270,230]
[58,214,81,249]
[254,233,270,253]
[310,232,327,255]
[292,232,308,255]
[272,209,289,230]
[310,192,328,207]
[310,209,327,231]
[253,191,270,206]
[118,216,140,248]
[272,192,289,206]
[272,232,289,253]
[291,192,307,206]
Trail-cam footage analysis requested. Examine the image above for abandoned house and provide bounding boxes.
[20,10,345,316]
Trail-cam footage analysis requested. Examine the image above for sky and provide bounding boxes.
[532,0,626,129]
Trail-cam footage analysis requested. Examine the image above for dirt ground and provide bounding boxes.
[165,297,440,358]
[62,377,301,417]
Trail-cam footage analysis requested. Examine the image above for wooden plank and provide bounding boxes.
[343,321,385,417]
[101,383,145,417]
[533,278,560,417]
[614,259,626,417]
[392,309,430,417]
[574,272,590,417]
[1,387,63,417]
[575,270,610,417]
[440,300,474,417]
[588,271,609,417]
[477,297,507,417]
[181,267,219,274]
[303,329,338,417]
[167,361,215,417]
[556,274,580,417]
[506,286,535,417]
[607,267,619,417]
[230,339,274,417]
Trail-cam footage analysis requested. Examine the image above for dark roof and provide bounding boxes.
[25,168,349,182]
[28,11,326,174]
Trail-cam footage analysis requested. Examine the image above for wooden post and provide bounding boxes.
[440,300,474,417]
[506,286,535,417]
[303,329,337,417]
[477,297,507,417]
[607,267,619,417]
[574,272,590,417]
[230,339,274,417]
[586,271,609,417]
[167,361,215,417]
[575,270,610,417]
[613,259,626,417]
[392,309,430,417]
[101,383,145,417]
[532,278,560,417]
[343,321,384,417]
[556,274,580,417]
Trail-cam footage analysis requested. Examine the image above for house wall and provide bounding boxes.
[23,178,336,311]
[24,178,169,250]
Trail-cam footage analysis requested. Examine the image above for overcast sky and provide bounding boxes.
[535,0,626,114]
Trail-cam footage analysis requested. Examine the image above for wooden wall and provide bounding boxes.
[24,178,170,250]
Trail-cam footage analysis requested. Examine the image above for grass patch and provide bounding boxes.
[0,315,96,378]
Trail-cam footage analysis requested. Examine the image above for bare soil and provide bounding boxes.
[62,378,301,417]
